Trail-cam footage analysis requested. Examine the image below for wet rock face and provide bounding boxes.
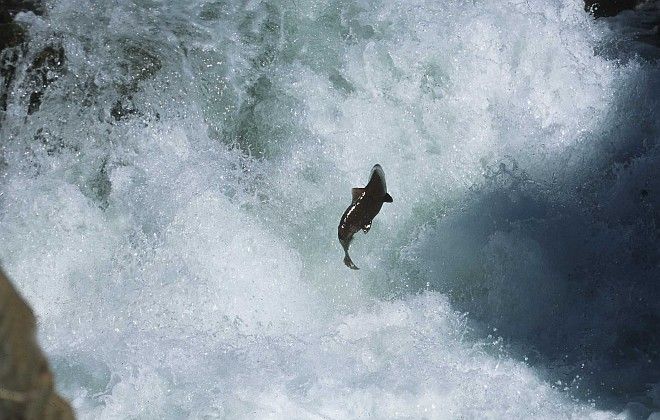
[25,44,66,115]
[0,0,44,17]
[0,1,43,48]
[0,269,75,420]
[0,1,43,115]
[0,21,25,51]
[1,1,68,121]
[584,0,644,17]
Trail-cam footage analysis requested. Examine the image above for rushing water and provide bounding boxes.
[0,0,658,418]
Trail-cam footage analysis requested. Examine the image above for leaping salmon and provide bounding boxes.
[338,164,393,270]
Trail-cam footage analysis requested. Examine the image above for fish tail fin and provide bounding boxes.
[344,252,359,270]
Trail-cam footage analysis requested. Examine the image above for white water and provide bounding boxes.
[0,0,658,418]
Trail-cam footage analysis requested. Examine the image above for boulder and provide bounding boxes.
[0,269,75,420]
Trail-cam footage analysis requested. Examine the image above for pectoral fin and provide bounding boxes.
[351,188,365,203]
[383,193,393,203]
[362,221,372,233]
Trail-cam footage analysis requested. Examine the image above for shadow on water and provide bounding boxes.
[396,59,660,412]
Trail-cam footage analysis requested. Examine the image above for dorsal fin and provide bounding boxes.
[383,193,393,203]
[351,188,365,203]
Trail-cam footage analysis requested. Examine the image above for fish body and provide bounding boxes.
[338,164,393,269]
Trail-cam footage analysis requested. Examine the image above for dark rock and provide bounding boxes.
[1,47,21,113]
[0,0,44,47]
[26,44,66,115]
[1,1,44,115]
[0,0,44,24]
[585,0,644,18]
[0,21,26,50]
[111,99,138,121]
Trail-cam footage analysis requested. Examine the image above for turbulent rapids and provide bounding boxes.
[0,0,658,418]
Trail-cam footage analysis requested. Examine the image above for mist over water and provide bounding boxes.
[0,0,658,418]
